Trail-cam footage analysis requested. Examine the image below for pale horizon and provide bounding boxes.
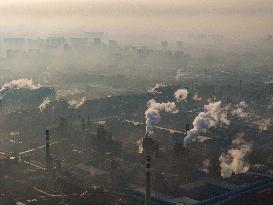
[0,0,272,38]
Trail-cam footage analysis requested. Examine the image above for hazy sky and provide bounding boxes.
[0,0,272,38]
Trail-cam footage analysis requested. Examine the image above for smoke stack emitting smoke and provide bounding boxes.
[39,97,51,112]
[219,135,252,178]
[175,68,183,81]
[184,101,230,147]
[136,138,143,153]
[148,83,166,94]
[231,100,248,119]
[174,89,188,102]
[145,87,190,134]
[192,94,202,101]
[0,79,40,99]
[145,99,178,134]
[68,96,87,109]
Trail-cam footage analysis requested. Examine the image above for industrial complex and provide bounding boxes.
[0,75,272,205]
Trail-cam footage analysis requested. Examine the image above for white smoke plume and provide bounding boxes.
[192,93,202,101]
[175,68,183,81]
[68,97,87,109]
[174,89,188,102]
[239,101,247,108]
[219,136,252,178]
[229,100,271,131]
[0,79,40,98]
[207,96,217,103]
[256,118,272,131]
[230,100,249,119]
[184,101,230,147]
[148,83,166,94]
[145,99,178,133]
[39,97,51,112]
[136,138,143,153]
[97,120,106,125]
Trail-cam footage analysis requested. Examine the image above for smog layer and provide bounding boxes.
[0,1,273,204]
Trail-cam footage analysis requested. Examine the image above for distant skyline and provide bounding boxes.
[0,0,272,38]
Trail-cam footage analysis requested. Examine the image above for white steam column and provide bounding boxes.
[184,123,190,148]
[145,155,151,205]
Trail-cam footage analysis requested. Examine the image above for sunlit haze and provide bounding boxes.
[0,1,273,205]
[0,0,272,38]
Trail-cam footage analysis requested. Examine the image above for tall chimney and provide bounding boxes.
[145,155,151,205]
[0,99,2,113]
[45,129,50,170]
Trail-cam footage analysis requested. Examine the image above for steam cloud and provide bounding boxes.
[148,83,166,94]
[219,136,252,178]
[0,79,40,99]
[229,101,272,131]
[184,101,230,147]
[192,93,202,101]
[68,97,87,109]
[136,139,143,154]
[231,101,248,119]
[175,69,183,81]
[145,99,178,134]
[255,118,272,131]
[174,89,188,102]
[39,97,51,112]
[230,101,272,131]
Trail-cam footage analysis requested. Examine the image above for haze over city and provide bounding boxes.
[0,0,272,38]
[0,0,272,205]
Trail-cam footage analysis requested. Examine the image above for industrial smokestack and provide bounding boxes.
[0,99,2,113]
[184,101,230,147]
[183,124,190,149]
[145,155,151,205]
[45,129,50,170]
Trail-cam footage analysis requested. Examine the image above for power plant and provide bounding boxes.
[0,78,273,205]
[0,10,272,204]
